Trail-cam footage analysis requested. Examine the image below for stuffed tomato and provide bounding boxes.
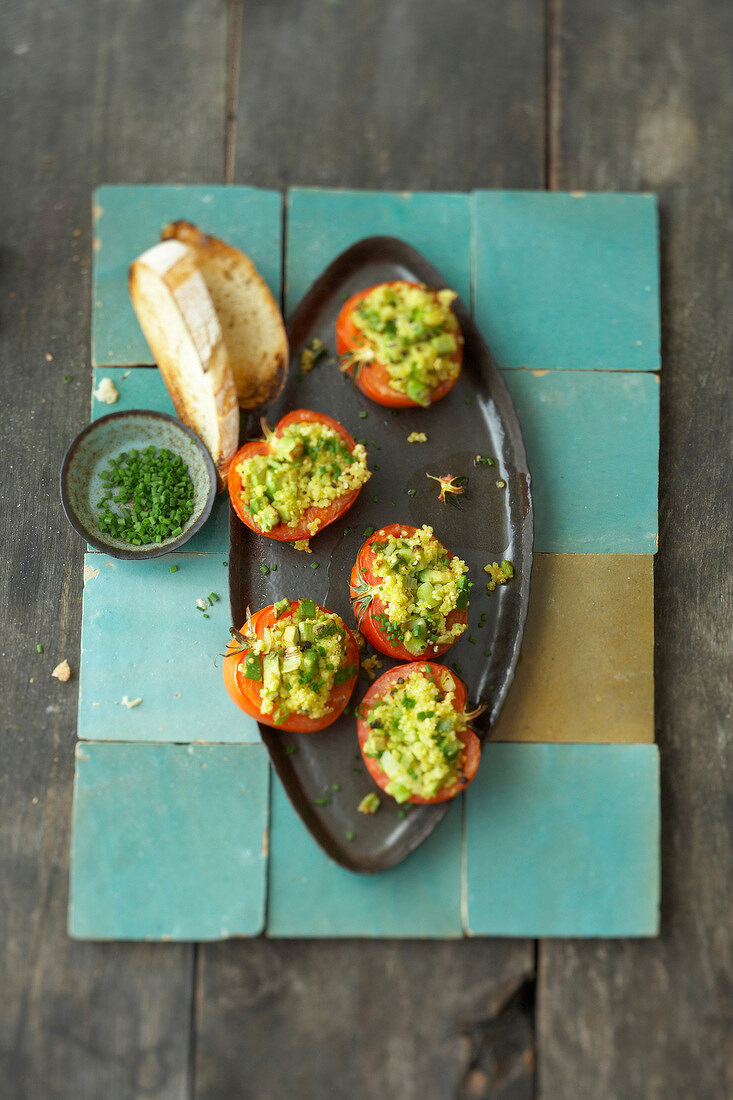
[223,598,359,732]
[336,281,463,408]
[228,409,370,541]
[350,523,471,660]
[356,662,481,803]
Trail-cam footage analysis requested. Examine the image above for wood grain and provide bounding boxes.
[234,0,544,191]
[0,1,227,1096]
[192,2,545,1097]
[538,2,733,1097]
[195,940,536,1100]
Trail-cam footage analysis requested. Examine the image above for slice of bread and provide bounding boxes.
[161,220,288,411]
[129,239,239,490]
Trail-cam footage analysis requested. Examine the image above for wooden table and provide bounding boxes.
[2,2,730,1096]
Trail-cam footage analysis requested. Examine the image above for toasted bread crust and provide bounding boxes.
[129,241,239,491]
[162,220,289,410]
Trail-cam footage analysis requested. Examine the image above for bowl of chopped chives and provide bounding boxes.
[60,409,217,559]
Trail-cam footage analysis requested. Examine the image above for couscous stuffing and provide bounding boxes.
[360,668,468,802]
[241,599,356,723]
[348,282,462,406]
[355,525,471,655]
[236,420,370,534]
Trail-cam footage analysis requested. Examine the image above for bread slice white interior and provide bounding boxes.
[162,220,288,410]
[129,240,239,490]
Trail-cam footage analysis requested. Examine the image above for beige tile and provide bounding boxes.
[492,554,654,743]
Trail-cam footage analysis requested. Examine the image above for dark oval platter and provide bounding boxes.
[228,236,533,873]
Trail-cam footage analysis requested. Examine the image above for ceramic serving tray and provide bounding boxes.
[228,236,533,872]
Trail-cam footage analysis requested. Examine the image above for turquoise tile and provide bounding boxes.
[267,777,463,937]
[473,191,660,371]
[285,187,472,313]
[92,185,282,365]
[502,368,659,553]
[465,744,660,936]
[90,367,228,553]
[69,742,269,939]
[78,551,259,744]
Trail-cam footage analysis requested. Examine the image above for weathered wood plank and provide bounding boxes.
[196,940,536,1100]
[235,0,544,191]
[538,2,733,1097]
[0,1,228,1096]
[194,2,544,1097]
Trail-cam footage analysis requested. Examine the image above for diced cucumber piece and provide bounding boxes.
[405,378,430,405]
[262,652,280,694]
[417,567,453,583]
[302,648,319,675]
[243,653,261,681]
[431,332,457,355]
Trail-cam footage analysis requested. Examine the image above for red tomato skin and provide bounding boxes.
[355,662,480,803]
[349,523,468,660]
[228,409,364,541]
[223,601,360,733]
[335,283,463,408]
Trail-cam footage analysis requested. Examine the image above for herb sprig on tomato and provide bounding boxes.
[336,281,463,408]
[356,662,481,803]
[350,523,471,660]
[228,409,370,542]
[223,599,360,732]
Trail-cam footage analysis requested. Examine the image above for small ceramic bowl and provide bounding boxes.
[60,409,217,559]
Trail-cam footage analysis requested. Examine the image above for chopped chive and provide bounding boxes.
[484,649,492,658]
[260,564,270,575]
[371,441,381,450]
[332,783,341,792]
[343,705,352,714]
[313,795,331,807]
[480,613,487,622]
[63,375,71,382]
[36,644,43,654]
[357,438,366,445]
[270,563,277,571]
[372,495,379,503]
[346,831,356,841]
[489,684,496,691]
[358,410,368,419]
[469,636,477,644]
[285,745,298,754]
[364,527,375,537]
[407,488,416,497]
[202,613,209,619]
[389,410,398,417]
[169,565,178,573]
[311,561,320,569]
[343,528,351,536]
[452,662,462,675]
[465,396,473,405]
[352,766,362,774]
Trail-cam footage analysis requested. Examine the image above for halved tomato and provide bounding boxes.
[335,281,462,408]
[223,599,360,733]
[228,409,367,541]
[356,662,481,803]
[349,523,469,660]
